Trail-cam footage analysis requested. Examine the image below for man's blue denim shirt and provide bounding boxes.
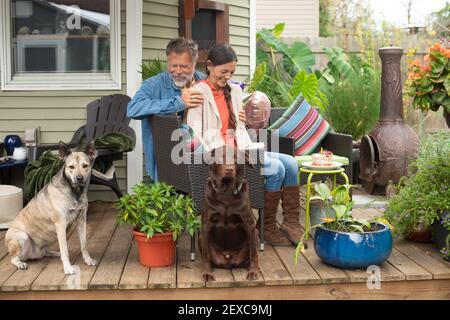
[127,71,205,181]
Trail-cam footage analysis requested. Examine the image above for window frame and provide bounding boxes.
[0,0,121,91]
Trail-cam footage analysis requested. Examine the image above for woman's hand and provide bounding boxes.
[238,110,246,124]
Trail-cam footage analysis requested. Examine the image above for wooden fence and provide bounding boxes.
[277,35,448,132]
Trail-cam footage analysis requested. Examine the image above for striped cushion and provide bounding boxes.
[268,96,330,155]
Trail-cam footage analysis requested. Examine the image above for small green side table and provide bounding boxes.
[300,167,350,240]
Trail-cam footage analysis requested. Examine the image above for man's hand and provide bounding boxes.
[238,110,247,124]
[182,89,204,109]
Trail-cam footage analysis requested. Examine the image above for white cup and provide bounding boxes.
[13,147,27,161]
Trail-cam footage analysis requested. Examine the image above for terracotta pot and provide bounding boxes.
[444,110,450,129]
[133,230,176,268]
[406,229,433,243]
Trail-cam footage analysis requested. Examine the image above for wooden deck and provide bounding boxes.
[1,200,449,300]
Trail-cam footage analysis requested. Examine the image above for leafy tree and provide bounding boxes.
[431,1,450,38]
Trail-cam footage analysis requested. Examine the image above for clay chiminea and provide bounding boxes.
[359,46,419,195]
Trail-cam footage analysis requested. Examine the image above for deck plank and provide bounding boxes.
[258,245,292,286]
[394,241,450,279]
[385,248,433,281]
[274,245,322,285]
[301,238,350,284]
[0,230,5,241]
[204,266,235,288]
[1,257,52,291]
[231,267,264,287]
[0,235,8,261]
[176,234,205,289]
[0,255,20,289]
[148,262,177,289]
[88,223,133,290]
[30,209,105,290]
[118,241,150,289]
[344,260,405,283]
[60,206,118,290]
[414,242,450,265]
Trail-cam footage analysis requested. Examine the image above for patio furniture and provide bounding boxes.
[0,159,28,185]
[0,185,23,229]
[268,107,354,185]
[299,167,350,240]
[29,94,135,198]
[150,114,265,260]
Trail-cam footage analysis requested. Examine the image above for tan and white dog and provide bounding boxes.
[5,142,97,275]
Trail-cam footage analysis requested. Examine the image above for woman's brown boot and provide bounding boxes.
[279,185,304,245]
[261,190,291,246]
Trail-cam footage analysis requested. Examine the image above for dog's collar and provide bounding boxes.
[211,181,244,196]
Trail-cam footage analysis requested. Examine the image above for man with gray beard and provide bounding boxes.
[128,37,247,182]
[127,37,205,181]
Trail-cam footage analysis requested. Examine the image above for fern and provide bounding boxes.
[141,58,167,81]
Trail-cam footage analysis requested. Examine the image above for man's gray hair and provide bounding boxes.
[166,37,198,63]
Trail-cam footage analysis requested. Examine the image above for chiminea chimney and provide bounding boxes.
[379,47,404,122]
[359,46,419,195]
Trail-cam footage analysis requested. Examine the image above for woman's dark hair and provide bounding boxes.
[206,43,238,130]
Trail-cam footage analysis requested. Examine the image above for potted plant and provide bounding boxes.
[295,183,393,269]
[116,182,200,267]
[405,40,450,128]
[384,132,450,244]
[433,210,450,261]
[307,181,350,237]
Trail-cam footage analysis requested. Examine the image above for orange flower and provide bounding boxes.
[411,59,422,67]
[421,64,431,72]
[424,54,431,62]
[430,42,442,52]
[321,217,335,223]
[408,72,415,80]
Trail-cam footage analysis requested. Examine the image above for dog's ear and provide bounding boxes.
[86,140,97,161]
[58,141,71,159]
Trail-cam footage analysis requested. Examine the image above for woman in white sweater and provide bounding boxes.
[186,43,303,247]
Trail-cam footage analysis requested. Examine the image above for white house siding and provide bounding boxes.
[0,1,128,202]
[256,0,319,38]
[0,0,252,200]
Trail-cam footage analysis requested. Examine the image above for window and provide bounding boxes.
[0,0,121,90]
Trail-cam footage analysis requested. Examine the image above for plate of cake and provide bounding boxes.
[301,149,343,170]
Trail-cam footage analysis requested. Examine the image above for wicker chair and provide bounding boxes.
[150,114,266,260]
[30,94,135,198]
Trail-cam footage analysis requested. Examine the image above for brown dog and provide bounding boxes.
[199,145,260,282]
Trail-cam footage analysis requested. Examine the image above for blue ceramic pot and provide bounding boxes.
[4,135,22,156]
[314,222,393,269]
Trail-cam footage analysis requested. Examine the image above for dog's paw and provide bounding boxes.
[84,257,97,267]
[16,261,28,270]
[63,264,77,275]
[246,269,259,281]
[202,272,215,282]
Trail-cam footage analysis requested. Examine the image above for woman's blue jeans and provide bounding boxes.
[262,151,299,191]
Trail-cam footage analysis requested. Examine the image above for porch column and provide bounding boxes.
[126,0,143,192]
